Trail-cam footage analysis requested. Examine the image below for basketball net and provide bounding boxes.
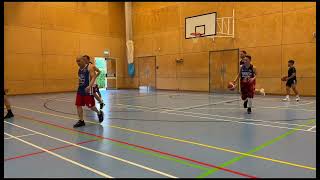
[126,40,134,64]
[190,32,203,43]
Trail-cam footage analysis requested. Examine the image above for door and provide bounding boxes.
[94,57,107,88]
[209,49,239,93]
[138,56,156,88]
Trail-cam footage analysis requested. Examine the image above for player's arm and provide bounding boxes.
[93,65,101,76]
[251,66,257,81]
[287,67,296,80]
[233,65,242,83]
[88,66,98,88]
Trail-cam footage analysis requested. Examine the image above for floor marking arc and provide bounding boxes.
[4,132,113,178]
[12,105,316,171]
[4,121,177,178]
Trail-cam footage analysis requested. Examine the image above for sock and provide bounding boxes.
[248,98,252,108]
[286,95,289,98]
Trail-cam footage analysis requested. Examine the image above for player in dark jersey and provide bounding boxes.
[74,56,104,128]
[239,50,265,96]
[283,60,300,101]
[4,89,14,119]
[234,55,256,114]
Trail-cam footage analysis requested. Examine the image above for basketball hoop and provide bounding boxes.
[190,32,203,43]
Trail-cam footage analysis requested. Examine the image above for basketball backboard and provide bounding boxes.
[185,12,217,39]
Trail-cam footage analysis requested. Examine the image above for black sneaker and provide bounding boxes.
[98,110,104,123]
[243,100,248,108]
[247,108,252,114]
[73,120,85,128]
[100,103,105,110]
[4,112,14,119]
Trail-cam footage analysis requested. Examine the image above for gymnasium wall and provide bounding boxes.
[4,2,126,95]
[130,2,316,95]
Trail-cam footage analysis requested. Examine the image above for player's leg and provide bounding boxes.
[74,93,86,128]
[291,81,300,101]
[4,93,14,119]
[86,95,104,123]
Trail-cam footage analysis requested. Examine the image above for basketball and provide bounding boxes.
[228,82,235,91]
[281,76,288,81]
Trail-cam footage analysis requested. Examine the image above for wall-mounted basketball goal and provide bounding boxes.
[185,9,235,43]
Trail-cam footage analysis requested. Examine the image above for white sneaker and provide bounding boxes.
[260,88,265,96]
[296,96,300,101]
[282,97,290,101]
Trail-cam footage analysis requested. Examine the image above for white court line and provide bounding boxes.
[307,126,316,131]
[115,103,314,129]
[4,133,39,140]
[168,99,240,111]
[195,107,316,112]
[36,98,315,131]
[4,132,113,178]
[4,121,177,178]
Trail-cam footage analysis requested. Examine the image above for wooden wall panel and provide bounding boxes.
[4,2,41,28]
[133,35,154,57]
[44,55,78,80]
[156,55,178,78]
[179,78,209,91]
[244,46,282,77]
[235,2,282,19]
[179,52,209,77]
[153,30,181,56]
[6,80,45,95]
[44,79,78,92]
[4,26,41,54]
[41,5,79,33]
[282,7,316,44]
[282,2,316,12]
[42,30,79,55]
[5,54,43,81]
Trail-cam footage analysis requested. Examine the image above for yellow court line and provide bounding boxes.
[12,105,316,171]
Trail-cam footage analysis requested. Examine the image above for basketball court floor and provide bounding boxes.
[4,89,316,178]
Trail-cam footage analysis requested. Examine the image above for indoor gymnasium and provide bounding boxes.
[4,2,316,178]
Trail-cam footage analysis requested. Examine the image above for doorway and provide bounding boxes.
[137,56,156,89]
[209,49,239,93]
[94,57,107,89]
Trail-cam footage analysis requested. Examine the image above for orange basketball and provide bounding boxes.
[281,76,288,81]
[228,82,235,91]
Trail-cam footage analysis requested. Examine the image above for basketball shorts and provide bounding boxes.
[240,79,256,100]
[75,93,95,108]
[286,79,297,87]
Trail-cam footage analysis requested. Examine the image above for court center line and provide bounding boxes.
[13,114,256,178]
[11,105,316,170]
[4,121,177,178]
[114,104,315,132]
[4,139,99,161]
[40,97,315,129]
[4,133,39,140]
[4,132,112,178]
[196,119,316,178]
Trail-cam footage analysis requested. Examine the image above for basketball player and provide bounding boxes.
[233,55,256,114]
[74,56,104,128]
[239,50,265,96]
[283,60,300,101]
[4,89,14,119]
[83,55,105,109]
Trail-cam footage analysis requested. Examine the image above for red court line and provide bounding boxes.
[14,114,257,178]
[4,139,98,161]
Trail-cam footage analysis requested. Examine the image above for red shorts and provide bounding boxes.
[240,79,256,100]
[75,93,95,108]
